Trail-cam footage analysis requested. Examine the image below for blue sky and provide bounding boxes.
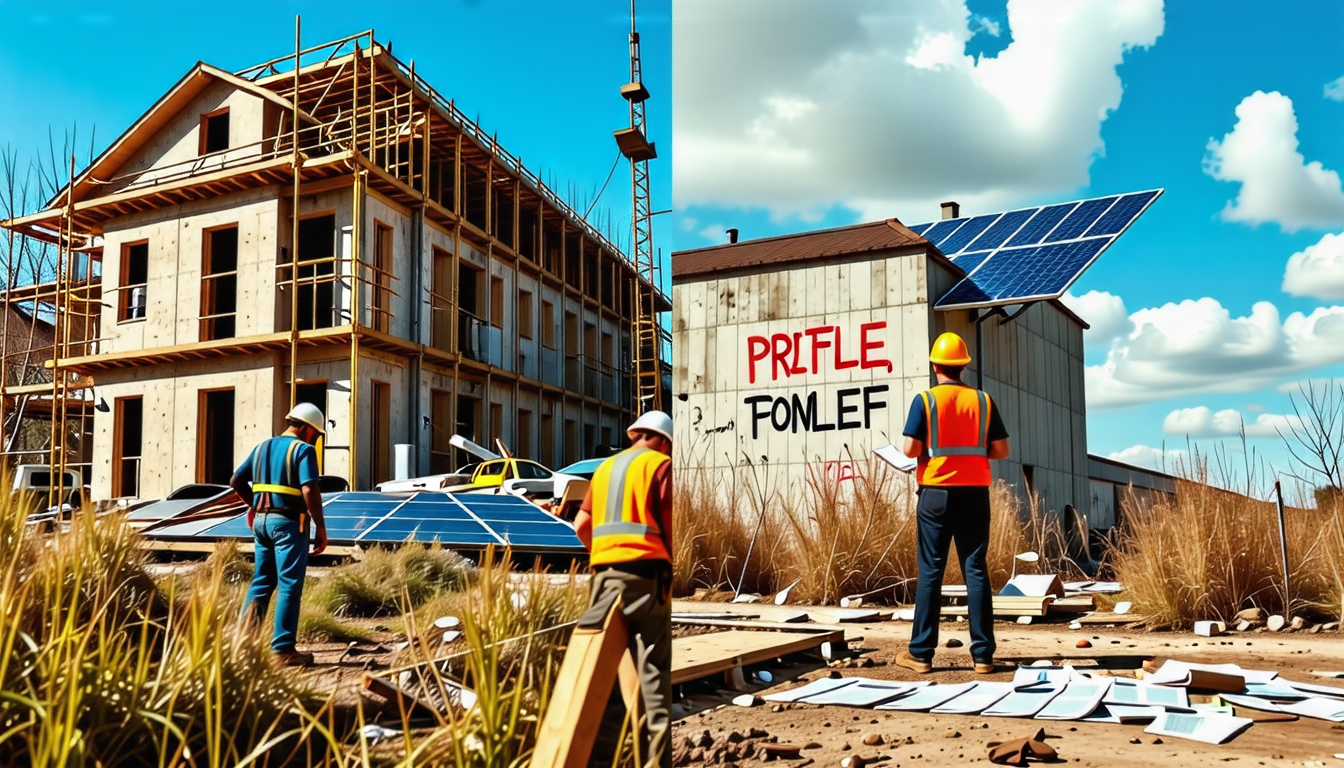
[673,0,1344,501]
[0,0,671,292]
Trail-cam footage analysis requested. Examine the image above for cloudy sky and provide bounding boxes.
[0,0,670,292]
[673,0,1344,498]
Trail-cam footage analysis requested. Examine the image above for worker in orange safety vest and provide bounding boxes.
[574,410,673,768]
[895,332,1010,675]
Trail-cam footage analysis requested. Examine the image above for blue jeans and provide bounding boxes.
[909,485,995,662]
[242,512,309,652]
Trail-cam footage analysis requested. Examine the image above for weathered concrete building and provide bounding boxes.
[671,218,1091,515]
[2,34,666,501]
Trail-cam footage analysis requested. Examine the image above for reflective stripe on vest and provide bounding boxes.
[589,446,670,566]
[916,384,993,486]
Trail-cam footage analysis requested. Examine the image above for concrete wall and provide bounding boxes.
[107,80,268,195]
[101,187,281,351]
[672,249,1091,513]
[672,251,932,498]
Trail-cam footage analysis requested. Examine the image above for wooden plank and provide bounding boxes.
[671,630,838,686]
[1071,612,1146,625]
[672,617,848,635]
[362,674,442,719]
[671,601,810,623]
[808,608,890,623]
[940,596,1055,617]
[1046,596,1097,613]
[532,605,633,768]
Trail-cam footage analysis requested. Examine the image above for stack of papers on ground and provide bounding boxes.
[762,677,857,703]
[876,682,977,711]
[931,682,1015,714]
[1106,678,1190,709]
[1035,679,1113,720]
[801,679,927,707]
[1145,661,1249,692]
[1083,704,1167,723]
[983,683,1066,718]
[1285,680,1344,699]
[1145,711,1253,744]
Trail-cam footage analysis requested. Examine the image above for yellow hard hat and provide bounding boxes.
[929,332,972,365]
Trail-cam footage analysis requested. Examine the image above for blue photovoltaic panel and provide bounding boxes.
[141,490,586,554]
[966,209,1034,252]
[913,189,1161,310]
[906,222,933,236]
[933,214,998,255]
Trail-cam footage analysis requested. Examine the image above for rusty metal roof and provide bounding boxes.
[672,219,929,281]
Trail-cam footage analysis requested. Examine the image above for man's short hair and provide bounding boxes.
[933,363,965,380]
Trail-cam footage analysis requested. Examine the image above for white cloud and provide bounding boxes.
[1203,91,1344,232]
[1107,444,1187,474]
[1283,231,1344,300]
[1086,296,1344,408]
[1326,75,1344,102]
[1161,406,1300,439]
[974,17,1002,37]
[1061,290,1131,348]
[673,0,1164,223]
[698,223,732,243]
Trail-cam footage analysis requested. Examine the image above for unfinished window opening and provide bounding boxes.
[458,262,484,361]
[518,205,539,262]
[583,423,596,459]
[295,382,327,423]
[489,276,504,329]
[430,390,452,474]
[493,182,516,249]
[518,409,532,460]
[564,418,578,466]
[197,389,236,485]
[295,214,336,331]
[113,397,143,498]
[431,247,453,352]
[541,300,555,348]
[201,226,239,340]
[540,413,554,468]
[201,108,230,155]
[564,232,582,290]
[519,290,534,340]
[428,153,455,211]
[601,259,614,306]
[456,394,481,468]
[601,331,613,366]
[370,380,391,486]
[463,164,488,231]
[489,402,504,449]
[119,241,148,323]
[372,222,393,333]
[583,249,598,296]
[600,426,613,452]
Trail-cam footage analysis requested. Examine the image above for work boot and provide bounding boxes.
[972,658,996,674]
[274,649,315,667]
[895,650,933,674]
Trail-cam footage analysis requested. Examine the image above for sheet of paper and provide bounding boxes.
[1035,679,1113,720]
[877,682,977,711]
[1083,581,1124,593]
[762,677,858,703]
[802,679,927,707]
[1083,704,1166,723]
[1144,711,1253,745]
[1219,693,1285,712]
[983,682,1066,718]
[1144,660,1247,691]
[932,681,1014,714]
[1280,697,1344,722]
[1286,680,1344,700]
[1243,681,1308,700]
[874,444,917,473]
[1105,678,1190,708]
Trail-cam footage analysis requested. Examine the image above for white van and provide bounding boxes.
[12,465,86,515]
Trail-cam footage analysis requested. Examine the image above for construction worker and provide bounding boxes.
[896,332,1010,675]
[230,403,329,667]
[574,410,673,768]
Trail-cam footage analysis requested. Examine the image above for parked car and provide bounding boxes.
[13,465,86,518]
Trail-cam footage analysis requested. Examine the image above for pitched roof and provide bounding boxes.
[672,219,929,281]
[47,62,317,209]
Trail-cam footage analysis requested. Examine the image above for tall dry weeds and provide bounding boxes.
[674,453,1074,604]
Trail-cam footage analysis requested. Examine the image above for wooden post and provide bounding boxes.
[1275,480,1291,617]
[531,602,635,768]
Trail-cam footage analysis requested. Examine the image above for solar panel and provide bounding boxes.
[908,190,1161,311]
[140,490,586,554]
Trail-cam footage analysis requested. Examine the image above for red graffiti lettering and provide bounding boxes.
[860,321,894,372]
[746,336,769,384]
[746,322,895,383]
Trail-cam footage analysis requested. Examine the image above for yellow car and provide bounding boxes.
[444,458,554,493]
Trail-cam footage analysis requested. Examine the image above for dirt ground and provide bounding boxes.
[671,616,1344,768]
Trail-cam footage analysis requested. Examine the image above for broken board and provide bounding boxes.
[671,629,842,685]
[671,602,810,623]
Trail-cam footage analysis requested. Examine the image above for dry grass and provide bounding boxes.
[674,452,1077,604]
[1111,477,1344,628]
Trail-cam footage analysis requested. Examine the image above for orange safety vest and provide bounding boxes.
[915,384,993,487]
[589,446,671,566]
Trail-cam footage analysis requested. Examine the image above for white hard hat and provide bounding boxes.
[627,410,672,442]
[287,402,326,434]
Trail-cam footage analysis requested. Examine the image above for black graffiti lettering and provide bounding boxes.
[741,385,888,438]
[745,395,773,439]
[863,385,889,428]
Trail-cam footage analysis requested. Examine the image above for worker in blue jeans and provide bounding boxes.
[897,333,1010,675]
[231,403,329,667]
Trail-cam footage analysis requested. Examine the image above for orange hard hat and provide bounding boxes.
[929,332,972,365]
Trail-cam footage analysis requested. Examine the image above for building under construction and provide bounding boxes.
[0,31,670,502]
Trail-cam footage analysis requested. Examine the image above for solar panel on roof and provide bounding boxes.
[908,189,1161,311]
[140,490,586,554]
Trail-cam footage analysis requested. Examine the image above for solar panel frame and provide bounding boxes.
[920,189,1162,311]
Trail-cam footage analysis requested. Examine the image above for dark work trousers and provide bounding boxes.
[581,562,672,768]
[908,485,995,662]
